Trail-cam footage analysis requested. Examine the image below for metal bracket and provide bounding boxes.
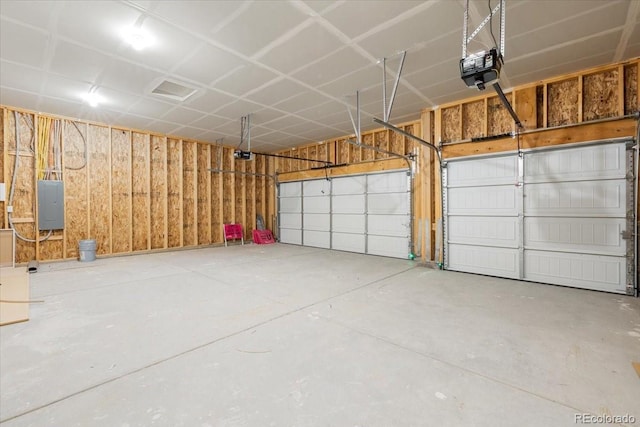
[382,51,407,122]
[462,0,506,58]
[346,90,362,144]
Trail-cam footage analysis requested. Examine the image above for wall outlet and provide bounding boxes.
[0,183,5,202]
[7,205,13,213]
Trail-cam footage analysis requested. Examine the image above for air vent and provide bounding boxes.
[150,79,197,102]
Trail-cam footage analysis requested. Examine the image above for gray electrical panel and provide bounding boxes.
[37,180,64,230]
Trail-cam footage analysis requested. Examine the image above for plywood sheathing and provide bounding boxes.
[222,146,234,225]
[8,112,37,263]
[0,109,5,230]
[196,143,210,246]
[462,101,484,140]
[166,138,182,248]
[583,69,619,121]
[487,94,513,136]
[111,129,131,253]
[131,132,150,251]
[211,145,223,243]
[441,106,461,143]
[63,120,88,259]
[547,78,579,127]
[181,141,196,247]
[150,136,167,250]
[624,63,638,115]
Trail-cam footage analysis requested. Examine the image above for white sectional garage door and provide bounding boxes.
[278,170,411,259]
[444,141,636,294]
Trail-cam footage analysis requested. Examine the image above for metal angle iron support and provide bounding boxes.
[372,117,442,165]
[382,51,407,122]
[346,90,362,144]
[462,0,504,57]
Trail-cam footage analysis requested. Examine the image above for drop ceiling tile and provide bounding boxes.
[160,107,207,125]
[213,99,263,119]
[0,19,49,68]
[244,78,307,105]
[257,22,344,74]
[273,90,332,112]
[129,97,176,118]
[56,1,140,53]
[0,0,58,28]
[291,47,372,87]
[211,120,241,136]
[100,59,165,95]
[182,89,235,113]
[213,1,307,56]
[508,1,629,59]
[96,87,141,111]
[43,74,94,103]
[296,100,346,121]
[76,105,121,126]
[49,41,111,83]
[171,42,247,86]
[149,1,244,35]
[213,64,278,96]
[317,65,381,97]
[357,1,460,59]
[0,61,45,93]
[624,42,640,60]
[258,131,312,145]
[505,0,621,40]
[117,17,203,73]
[110,113,155,131]
[190,114,233,130]
[258,114,303,130]
[0,87,40,110]
[323,1,423,39]
[279,121,319,135]
[401,33,461,76]
[251,108,284,124]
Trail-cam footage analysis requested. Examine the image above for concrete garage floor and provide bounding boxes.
[1,244,639,427]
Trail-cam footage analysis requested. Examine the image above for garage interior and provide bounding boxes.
[0,0,639,426]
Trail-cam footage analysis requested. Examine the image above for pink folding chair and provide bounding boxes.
[223,223,244,247]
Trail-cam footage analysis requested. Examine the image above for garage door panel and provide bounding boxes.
[368,193,408,215]
[524,250,626,293]
[332,233,365,253]
[367,172,408,193]
[525,144,626,183]
[279,229,302,245]
[367,235,408,258]
[448,216,518,248]
[332,214,365,234]
[304,213,330,231]
[303,230,330,248]
[447,244,520,279]
[332,176,365,195]
[447,155,518,187]
[368,214,409,237]
[304,196,330,214]
[524,217,626,256]
[333,194,365,214]
[279,182,302,197]
[279,213,301,229]
[448,186,518,216]
[280,197,302,213]
[303,179,331,196]
[524,180,626,217]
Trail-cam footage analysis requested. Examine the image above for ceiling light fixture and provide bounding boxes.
[83,91,102,107]
[123,26,153,51]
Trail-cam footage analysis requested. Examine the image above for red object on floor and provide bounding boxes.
[223,223,244,246]
[252,229,275,244]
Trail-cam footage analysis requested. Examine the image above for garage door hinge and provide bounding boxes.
[621,230,635,239]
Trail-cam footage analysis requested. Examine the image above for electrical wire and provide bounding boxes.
[64,120,88,170]
[8,111,52,243]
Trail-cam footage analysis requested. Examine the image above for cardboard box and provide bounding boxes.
[0,267,30,326]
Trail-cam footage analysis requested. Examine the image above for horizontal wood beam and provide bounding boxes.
[442,117,637,159]
[278,158,408,182]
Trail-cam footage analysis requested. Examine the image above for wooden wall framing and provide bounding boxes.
[0,58,637,265]
[0,107,274,263]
